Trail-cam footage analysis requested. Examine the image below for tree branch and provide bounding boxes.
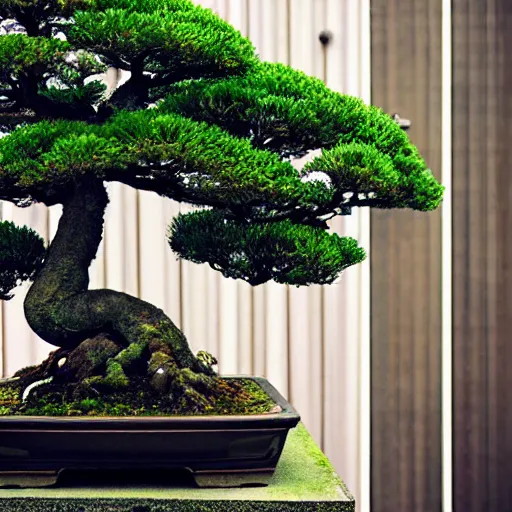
[13,6,40,37]
[91,48,131,70]
[131,48,158,79]
[145,65,225,88]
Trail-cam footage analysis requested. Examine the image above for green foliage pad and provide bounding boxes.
[0,221,46,300]
[170,210,365,286]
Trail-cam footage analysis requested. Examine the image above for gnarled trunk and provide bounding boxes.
[23,179,212,395]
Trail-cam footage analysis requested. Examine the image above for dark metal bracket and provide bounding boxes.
[390,113,412,131]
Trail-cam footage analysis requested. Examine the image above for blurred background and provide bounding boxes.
[1,1,511,511]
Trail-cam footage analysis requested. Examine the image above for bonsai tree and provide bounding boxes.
[0,0,443,414]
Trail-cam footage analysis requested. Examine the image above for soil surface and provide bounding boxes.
[0,375,276,417]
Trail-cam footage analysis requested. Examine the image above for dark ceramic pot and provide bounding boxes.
[0,377,299,489]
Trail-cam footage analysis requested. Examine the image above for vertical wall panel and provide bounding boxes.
[370,1,443,512]
[244,0,268,386]
[452,1,512,511]
[104,183,139,297]
[178,203,211,355]
[322,4,372,509]
[246,0,290,398]
[163,200,182,329]
[288,0,324,444]
[226,0,254,377]
[138,192,168,311]
[88,212,106,290]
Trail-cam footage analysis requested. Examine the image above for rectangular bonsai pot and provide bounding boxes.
[0,376,299,489]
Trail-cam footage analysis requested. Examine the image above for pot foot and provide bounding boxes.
[192,468,274,488]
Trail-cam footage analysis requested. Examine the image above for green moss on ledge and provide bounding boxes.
[0,378,275,417]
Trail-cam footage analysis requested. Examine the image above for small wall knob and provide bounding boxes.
[319,30,333,46]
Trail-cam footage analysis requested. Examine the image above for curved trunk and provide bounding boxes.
[24,179,204,374]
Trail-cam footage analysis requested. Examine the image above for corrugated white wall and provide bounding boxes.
[0,1,370,509]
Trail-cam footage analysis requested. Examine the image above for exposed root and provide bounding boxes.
[6,333,229,415]
[22,376,53,402]
[13,347,70,383]
[20,333,221,414]
[147,351,220,412]
[4,342,274,417]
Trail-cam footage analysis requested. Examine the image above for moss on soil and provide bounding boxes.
[0,384,21,415]
[0,378,275,417]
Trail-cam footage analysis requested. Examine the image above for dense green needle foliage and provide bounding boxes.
[0,34,70,75]
[170,210,366,286]
[161,62,443,211]
[0,221,46,300]
[0,0,443,292]
[68,7,257,75]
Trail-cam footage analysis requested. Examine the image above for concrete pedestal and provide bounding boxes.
[0,423,354,511]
